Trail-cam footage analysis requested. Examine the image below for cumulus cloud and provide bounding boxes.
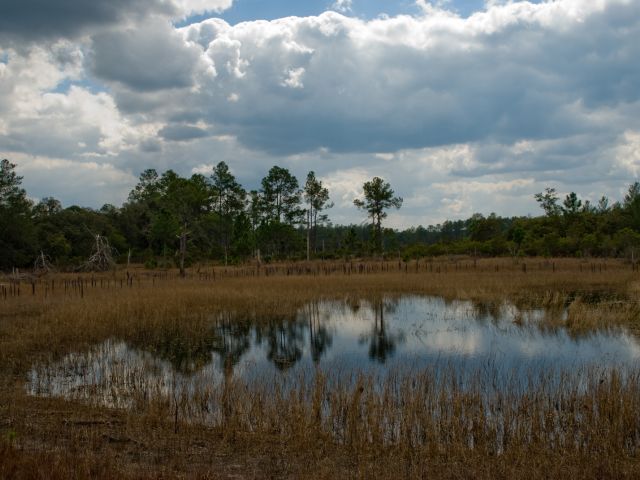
[330,0,353,14]
[281,67,306,89]
[173,0,234,18]
[9,152,137,208]
[171,0,640,156]
[90,19,203,92]
[614,131,640,178]
[0,45,142,159]
[1,0,639,227]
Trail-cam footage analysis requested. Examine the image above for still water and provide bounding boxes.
[28,296,640,406]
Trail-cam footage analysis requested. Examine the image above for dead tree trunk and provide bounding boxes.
[81,235,116,272]
[34,251,55,276]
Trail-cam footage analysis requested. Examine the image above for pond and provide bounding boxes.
[28,295,640,410]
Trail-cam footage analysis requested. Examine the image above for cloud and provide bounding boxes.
[159,123,211,142]
[10,152,137,207]
[170,1,640,156]
[0,1,167,44]
[281,67,306,89]
[90,19,203,92]
[0,0,234,44]
[0,45,142,159]
[330,0,353,14]
[173,0,234,18]
[1,0,640,227]
[614,131,640,178]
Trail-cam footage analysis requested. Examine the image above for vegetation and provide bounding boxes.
[1,263,640,478]
[353,176,403,252]
[303,171,332,261]
[0,159,36,268]
[1,158,640,271]
[2,157,640,477]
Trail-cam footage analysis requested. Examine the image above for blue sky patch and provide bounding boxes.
[51,77,108,95]
[176,0,528,27]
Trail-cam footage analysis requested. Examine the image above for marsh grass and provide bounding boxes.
[2,257,640,478]
[26,352,640,456]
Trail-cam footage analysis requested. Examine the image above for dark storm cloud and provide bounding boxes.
[0,0,175,43]
[159,123,210,142]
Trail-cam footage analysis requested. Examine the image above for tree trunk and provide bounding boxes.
[179,223,187,278]
[312,210,318,256]
[306,209,311,261]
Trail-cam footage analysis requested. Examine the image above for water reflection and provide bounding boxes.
[259,318,305,371]
[29,296,640,402]
[358,300,405,363]
[211,315,252,377]
[128,328,218,375]
[306,302,333,364]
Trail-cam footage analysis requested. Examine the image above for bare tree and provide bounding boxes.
[33,251,55,276]
[80,234,116,271]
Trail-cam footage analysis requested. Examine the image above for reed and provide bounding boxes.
[1,257,640,478]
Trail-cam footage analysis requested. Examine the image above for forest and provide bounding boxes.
[2,157,640,271]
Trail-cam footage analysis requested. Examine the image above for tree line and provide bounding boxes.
[1,157,640,271]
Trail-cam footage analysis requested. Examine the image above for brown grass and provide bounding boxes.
[1,257,640,478]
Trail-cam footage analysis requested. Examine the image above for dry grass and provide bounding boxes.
[1,257,640,478]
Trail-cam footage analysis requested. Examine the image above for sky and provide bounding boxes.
[1,0,639,229]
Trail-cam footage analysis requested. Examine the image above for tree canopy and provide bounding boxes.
[304,171,332,260]
[0,159,35,269]
[354,176,403,252]
[1,157,640,271]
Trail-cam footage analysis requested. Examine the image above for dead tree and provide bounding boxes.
[33,251,55,277]
[8,267,35,283]
[80,234,117,272]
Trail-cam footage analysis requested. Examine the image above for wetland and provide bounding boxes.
[2,260,640,479]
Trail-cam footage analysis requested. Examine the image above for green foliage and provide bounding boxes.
[3,156,640,270]
[304,171,332,259]
[469,213,502,242]
[354,176,403,252]
[254,166,304,257]
[209,161,247,264]
[260,166,303,225]
[624,182,640,230]
[534,187,561,216]
[562,192,582,216]
[0,159,35,269]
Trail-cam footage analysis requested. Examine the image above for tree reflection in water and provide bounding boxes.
[359,298,405,363]
[304,302,333,364]
[30,294,640,416]
[256,316,306,371]
[211,313,252,378]
[130,326,218,375]
[131,298,410,376]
